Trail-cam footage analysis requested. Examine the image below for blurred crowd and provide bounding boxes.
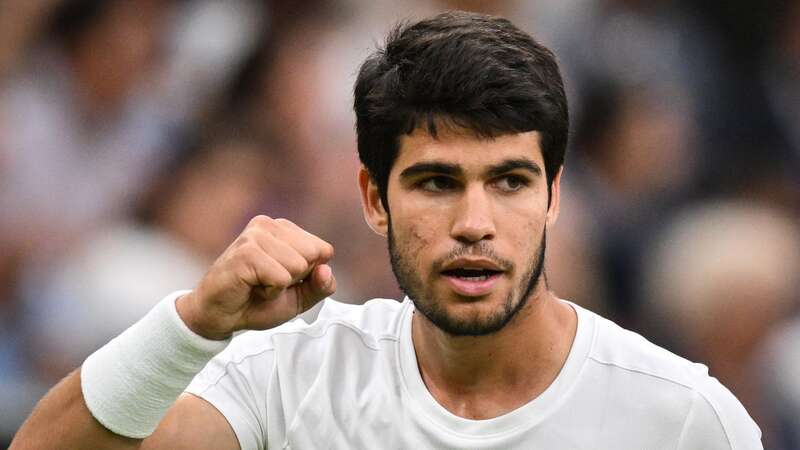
[0,0,798,447]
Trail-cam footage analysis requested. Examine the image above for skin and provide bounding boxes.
[388,215,546,337]
[11,127,577,447]
[359,126,577,419]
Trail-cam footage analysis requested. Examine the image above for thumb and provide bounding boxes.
[296,263,336,312]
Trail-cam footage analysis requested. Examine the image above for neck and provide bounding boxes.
[411,283,577,418]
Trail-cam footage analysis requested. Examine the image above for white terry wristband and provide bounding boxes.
[81,290,231,438]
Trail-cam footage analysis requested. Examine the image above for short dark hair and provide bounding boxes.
[354,10,569,210]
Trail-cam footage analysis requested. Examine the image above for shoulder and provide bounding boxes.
[186,298,407,450]
[208,297,406,369]
[186,299,406,410]
[312,296,407,340]
[578,306,762,448]
[273,296,405,351]
[586,309,711,389]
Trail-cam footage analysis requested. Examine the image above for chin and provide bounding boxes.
[413,288,523,337]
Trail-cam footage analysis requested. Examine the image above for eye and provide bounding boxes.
[418,176,457,192]
[494,175,529,192]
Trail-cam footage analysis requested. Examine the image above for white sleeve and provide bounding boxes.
[186,332,276,450]
[677,380,763,450]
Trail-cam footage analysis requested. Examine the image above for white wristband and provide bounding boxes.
[81,290,231,438]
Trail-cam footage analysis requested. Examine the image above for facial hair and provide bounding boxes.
[388,220,547,337]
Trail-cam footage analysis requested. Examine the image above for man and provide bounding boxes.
[11,11,761,450]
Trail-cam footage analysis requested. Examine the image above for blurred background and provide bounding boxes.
[0,0,798,447]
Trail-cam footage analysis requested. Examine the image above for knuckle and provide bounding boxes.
[249,214,273,228]
[274,217,295,227]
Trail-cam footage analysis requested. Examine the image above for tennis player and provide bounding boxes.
[11,11,762,450]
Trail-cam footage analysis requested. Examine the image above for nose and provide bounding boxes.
[450,185,496,243]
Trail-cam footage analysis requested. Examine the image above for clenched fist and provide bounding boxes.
[176,216,336,340]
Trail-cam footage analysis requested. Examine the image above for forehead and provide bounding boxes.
[393,127,544,174]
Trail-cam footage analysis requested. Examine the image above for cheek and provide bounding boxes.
[510,223,538,256]
[503,206,547,254]
[407,223,433,255]
[394,216,436,263]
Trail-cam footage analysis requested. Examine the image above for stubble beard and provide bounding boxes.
[388,219,547,337]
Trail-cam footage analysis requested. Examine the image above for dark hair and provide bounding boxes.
[354,10,569,210]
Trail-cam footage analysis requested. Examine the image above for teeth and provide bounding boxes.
[459,275,488,281]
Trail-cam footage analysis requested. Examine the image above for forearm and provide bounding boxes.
[11,292,230,449]
[10,369,141,450]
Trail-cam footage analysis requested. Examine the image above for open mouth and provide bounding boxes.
[438,257,507,296]
[440,267,503,296]
[441,268,503,281]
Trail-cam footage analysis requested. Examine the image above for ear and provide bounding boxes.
[358,166,389,236]
[546,167,563,227]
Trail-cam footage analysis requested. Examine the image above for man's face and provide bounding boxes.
[381,126,558,336]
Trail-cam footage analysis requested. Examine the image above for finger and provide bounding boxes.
[242,264,335,329]
[250,232,313,283]
[293,263,336,312]
[246,216,334,264]
[237,244,293,294]
[271,218,335,264]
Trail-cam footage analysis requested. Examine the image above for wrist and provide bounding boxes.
[176,291,233,341]
[81,290,232,438]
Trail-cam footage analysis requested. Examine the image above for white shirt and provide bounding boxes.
[186,298,762,450]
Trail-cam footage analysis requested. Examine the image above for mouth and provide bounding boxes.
[441,268,503,281]
[440,266,505,297]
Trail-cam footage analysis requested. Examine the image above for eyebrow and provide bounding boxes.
[399,162,463,180]
[485,158,543,178]
[399,158,543,181]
